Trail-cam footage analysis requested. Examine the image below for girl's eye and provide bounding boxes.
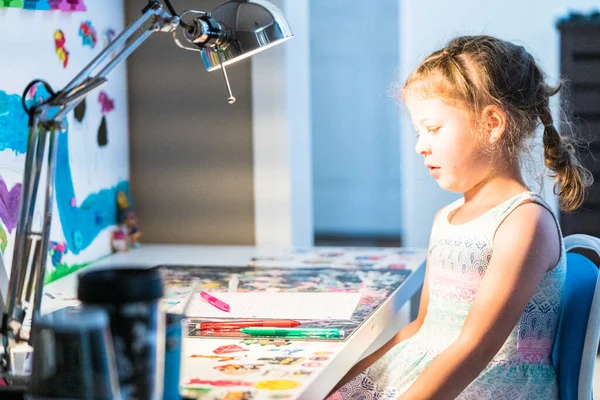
[415,126,439,138]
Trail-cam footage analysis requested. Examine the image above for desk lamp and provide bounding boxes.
[0,0,292,383]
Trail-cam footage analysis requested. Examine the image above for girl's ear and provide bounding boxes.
[482,105,507,144]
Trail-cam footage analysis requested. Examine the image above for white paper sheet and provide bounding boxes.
[185,292,361,320]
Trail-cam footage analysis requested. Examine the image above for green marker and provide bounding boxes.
[239,327,343,338]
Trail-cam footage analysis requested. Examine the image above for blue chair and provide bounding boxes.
[553,234,600,400]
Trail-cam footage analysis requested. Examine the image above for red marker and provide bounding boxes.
[200,291,230,312]
[198,320,301,330]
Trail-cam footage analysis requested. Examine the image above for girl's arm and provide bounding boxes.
[329,263,431,394]
[398,202,561,400]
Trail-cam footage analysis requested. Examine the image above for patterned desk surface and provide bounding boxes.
[42,244,427,400]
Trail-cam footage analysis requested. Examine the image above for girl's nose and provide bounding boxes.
[415,135,431,156]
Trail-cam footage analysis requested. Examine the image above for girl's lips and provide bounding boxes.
[427,166,440,177]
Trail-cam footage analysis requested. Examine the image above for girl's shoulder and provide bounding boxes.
[492,191,558,233]
[431,191,561,239]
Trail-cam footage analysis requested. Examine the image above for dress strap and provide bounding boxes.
[490,191,564,252]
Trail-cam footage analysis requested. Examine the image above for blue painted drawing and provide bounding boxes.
[0,89,128,255]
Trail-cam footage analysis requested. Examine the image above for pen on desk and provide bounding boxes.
[198,320,301,330]
[239,327,343,338]
[199,291,230,312]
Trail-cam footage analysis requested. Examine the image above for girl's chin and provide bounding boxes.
[435,178,458,192]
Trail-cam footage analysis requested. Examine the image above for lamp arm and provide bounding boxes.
[0,0,179,380]
[45,1,179,122]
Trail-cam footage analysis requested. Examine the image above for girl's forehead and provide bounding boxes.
[405,94,467,119]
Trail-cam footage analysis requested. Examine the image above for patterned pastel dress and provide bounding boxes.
[329,191,566,399]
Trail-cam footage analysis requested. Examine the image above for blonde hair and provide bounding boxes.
[403,35,593,212]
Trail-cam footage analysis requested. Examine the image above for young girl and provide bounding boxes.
[327,35,594,399]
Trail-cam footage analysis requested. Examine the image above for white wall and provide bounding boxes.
[398,0,600,248]
[252,0,314,247]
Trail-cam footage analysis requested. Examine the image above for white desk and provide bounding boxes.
[42,244,426,400]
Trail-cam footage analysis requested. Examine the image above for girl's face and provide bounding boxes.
[405,93,493,193]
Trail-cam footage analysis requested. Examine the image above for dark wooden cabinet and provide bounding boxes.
[558,13,600,239]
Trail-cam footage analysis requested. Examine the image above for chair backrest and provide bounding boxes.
[552,234,600,400]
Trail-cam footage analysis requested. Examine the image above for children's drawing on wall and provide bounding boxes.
[48,241,68,267]
[103,28,116,47]
[0,226,7,255]
[0,88,38,268]
[73,98,86,122]
[50,0,85,11]
[0,176,21,235]
[0,3,129,281]
[54,30,69,68]
[1,0,23,8]
[0,92,29,155]
[97,90,114,147]
[23,0,50,10]
[0,91,6,115]
[79,20,97,48]
[0,84,129,280]
[2,0,85,10]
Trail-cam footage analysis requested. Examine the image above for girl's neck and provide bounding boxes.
[463,163,529,207]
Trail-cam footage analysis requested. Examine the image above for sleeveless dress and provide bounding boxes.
[328,191,566,399]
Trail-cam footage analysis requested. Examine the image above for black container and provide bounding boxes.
[78,267,165,400]
[28,307,121,400]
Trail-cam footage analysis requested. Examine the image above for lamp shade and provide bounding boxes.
[200,0,293,71]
